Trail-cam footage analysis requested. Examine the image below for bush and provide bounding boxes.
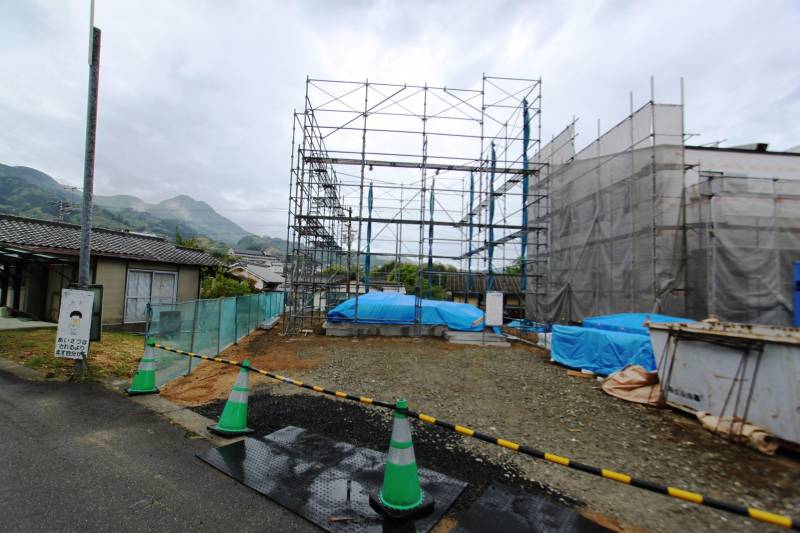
[201,272,253,298]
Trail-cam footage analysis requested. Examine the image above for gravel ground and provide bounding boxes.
[187,331,799,532]
[196,390,583,519]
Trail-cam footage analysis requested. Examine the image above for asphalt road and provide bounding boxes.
[0,369,315,532]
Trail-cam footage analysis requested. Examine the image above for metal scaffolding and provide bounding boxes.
[284,75,543,335]
[528,81,689,323]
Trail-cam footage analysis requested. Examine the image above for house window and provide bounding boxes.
[124,270,177,323]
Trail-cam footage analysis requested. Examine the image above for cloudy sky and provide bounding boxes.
[1,0,798,236]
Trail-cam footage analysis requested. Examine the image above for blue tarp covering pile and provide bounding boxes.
[551,313,693,376]
[327,292,485,332]
[582,313,689,336]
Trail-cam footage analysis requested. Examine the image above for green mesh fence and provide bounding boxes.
[146,292,284,385]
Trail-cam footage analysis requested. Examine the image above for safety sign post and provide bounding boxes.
[54,288,95,365]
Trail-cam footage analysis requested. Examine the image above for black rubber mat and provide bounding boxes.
[453,483,610,533]
[197,426,467,532]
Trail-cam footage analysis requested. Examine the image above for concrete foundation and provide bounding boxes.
[323,321,511,347]
[444,331,511,347]
[323,321,448,338]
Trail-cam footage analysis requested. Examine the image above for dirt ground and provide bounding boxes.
[163,328,800,532]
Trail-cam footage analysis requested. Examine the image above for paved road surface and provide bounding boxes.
[0,369,315,532]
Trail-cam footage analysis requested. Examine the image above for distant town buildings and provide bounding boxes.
[226,248,285,291]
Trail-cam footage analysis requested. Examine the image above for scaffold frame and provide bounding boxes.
[284,75,543,334]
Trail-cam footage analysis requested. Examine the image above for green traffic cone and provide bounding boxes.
[369,399,434,520]
[127,342,159,395]
[208,360,255,437]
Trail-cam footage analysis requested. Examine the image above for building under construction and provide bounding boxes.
[283,75,542,334]
[530,81,800,326]
[284,75,800,334]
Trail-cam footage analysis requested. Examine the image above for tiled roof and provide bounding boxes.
[446,272,522,294]
[230,248,264,256]
[229,263,285,284]
[0,214,218,267]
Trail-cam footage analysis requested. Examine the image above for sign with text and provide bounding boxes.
[485,291,504,326]
[54,289,95,360]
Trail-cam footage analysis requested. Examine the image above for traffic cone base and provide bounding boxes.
[127,345,159,395]
[208,360,254,437]
[369,489,434,521]
[207,423,255,437]
[370,399,435,521]
[127,386,159,396]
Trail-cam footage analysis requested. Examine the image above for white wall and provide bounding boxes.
[685,148,800,186]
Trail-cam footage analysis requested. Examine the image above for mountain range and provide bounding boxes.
[0,162,286,253]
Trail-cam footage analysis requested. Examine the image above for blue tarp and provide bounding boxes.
[327,292,485,332]
[551,325,655,376]
[506,320,549,333]
[582,313,691,336]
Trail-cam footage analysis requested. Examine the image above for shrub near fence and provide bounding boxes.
[146,292,284,380]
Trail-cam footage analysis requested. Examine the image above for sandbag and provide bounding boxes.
[696,411,779,456]
[601,365,664,407]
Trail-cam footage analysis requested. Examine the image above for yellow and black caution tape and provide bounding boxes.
[152,343,798,530]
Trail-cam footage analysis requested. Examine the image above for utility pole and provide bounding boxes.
[49,199,75,221]
[77,1,101,374]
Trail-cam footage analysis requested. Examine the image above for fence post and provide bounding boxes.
[144,302,152,345]
[234,296,239,344]
[248,294,253,334]
[217,296,223,356]
[187,300,199,375]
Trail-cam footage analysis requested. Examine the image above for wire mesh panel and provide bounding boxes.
[148,300,196,385]
[194,298,222,356]
[219,297,237,351]
[250,294,259,331]
[267,292,285,323]
[235,296,248,340]
[147,291,286,379]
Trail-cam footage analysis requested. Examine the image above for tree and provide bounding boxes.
[321,264,350,276]
[379,261,452,299]
[200,271,253,298]
[175,228,204,250]
[504,257,524,275]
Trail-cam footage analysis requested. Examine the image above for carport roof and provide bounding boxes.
[0,244,69,263]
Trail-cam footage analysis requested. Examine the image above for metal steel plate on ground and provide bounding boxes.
[453,483,609,533]
[197,426,467,532]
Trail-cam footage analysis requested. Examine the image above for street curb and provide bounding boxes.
[0,357,48,381]
[105,378,245,448]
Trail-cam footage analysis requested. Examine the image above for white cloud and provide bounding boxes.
[1,0,798,235]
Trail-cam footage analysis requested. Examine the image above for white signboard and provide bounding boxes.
[485,291,504,326]
[54,289,95,359]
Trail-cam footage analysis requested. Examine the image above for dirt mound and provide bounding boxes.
[160,328,321,406]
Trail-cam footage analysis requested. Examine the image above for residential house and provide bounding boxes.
[227,262,285,292]
[0,214,217,327]
[227,248,285,275]
[447,273,525,318]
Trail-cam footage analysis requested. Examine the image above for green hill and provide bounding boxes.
[235,234,288,255]
[151,195,250,244]
[0,163,263,249]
